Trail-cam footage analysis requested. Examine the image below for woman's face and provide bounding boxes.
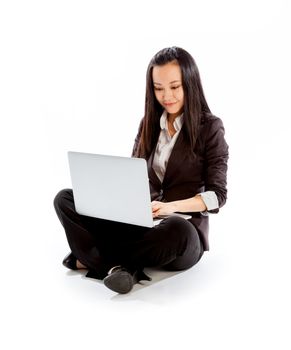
[152,61,184,118]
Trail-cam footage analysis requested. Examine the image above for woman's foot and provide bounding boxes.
[103,265,152,294]
[76,259,87,269]
[103,266,134,294]
[62,252,87,270]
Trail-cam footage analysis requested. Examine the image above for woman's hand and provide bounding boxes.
[151,195,207,216]
[151,201,177,218]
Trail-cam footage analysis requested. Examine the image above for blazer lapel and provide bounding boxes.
[162,127,189,186]
[146,125,190,188]
[147,145,161,186]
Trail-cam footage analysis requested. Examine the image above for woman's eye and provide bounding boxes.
[154,86,180,91]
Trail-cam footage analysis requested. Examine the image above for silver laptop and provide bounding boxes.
[67,151,191,227]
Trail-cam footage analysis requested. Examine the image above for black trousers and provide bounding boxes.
[53,188,204,279]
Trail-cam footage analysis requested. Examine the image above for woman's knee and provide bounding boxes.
[53,188,73,211]
[159,216,198,243]
[163,252,200,271]
[163,238,204,271]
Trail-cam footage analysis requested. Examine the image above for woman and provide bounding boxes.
[53,46,229,294]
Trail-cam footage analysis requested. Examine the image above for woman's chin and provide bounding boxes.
[165,106,183,117]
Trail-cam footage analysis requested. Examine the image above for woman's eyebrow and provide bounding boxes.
[153,80,181,85]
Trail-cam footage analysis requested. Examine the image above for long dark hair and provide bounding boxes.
[136,46,211,159]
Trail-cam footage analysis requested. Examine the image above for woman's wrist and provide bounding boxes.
[171,195,207,213]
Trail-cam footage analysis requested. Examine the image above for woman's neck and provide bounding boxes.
[167,111,181,124]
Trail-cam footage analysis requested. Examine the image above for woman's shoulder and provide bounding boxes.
[201,112,224,127]
[200,112,225,137]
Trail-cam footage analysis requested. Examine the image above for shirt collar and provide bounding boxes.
[160,109,184,131]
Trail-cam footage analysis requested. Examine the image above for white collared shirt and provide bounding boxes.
[152,109,184,182]
[152,109,219,213]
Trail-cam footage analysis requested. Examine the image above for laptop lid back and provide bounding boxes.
[67,151,154,227]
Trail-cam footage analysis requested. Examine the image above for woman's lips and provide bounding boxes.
[164,102,176,107]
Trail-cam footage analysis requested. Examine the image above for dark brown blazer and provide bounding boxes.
[131,112,229,251]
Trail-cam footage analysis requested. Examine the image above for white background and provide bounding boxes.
[1,0,290,349]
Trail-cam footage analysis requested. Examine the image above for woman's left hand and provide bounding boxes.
[151,201,177,218]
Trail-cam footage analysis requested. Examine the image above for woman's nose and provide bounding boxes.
[163,88,174,99]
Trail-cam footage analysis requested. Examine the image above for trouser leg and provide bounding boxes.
[120,216,204,271]
[53,188,110,276]
[53,188,204,279]
[53,188,148,278]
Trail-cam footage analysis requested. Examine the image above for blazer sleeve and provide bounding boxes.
[204,117,229,213]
